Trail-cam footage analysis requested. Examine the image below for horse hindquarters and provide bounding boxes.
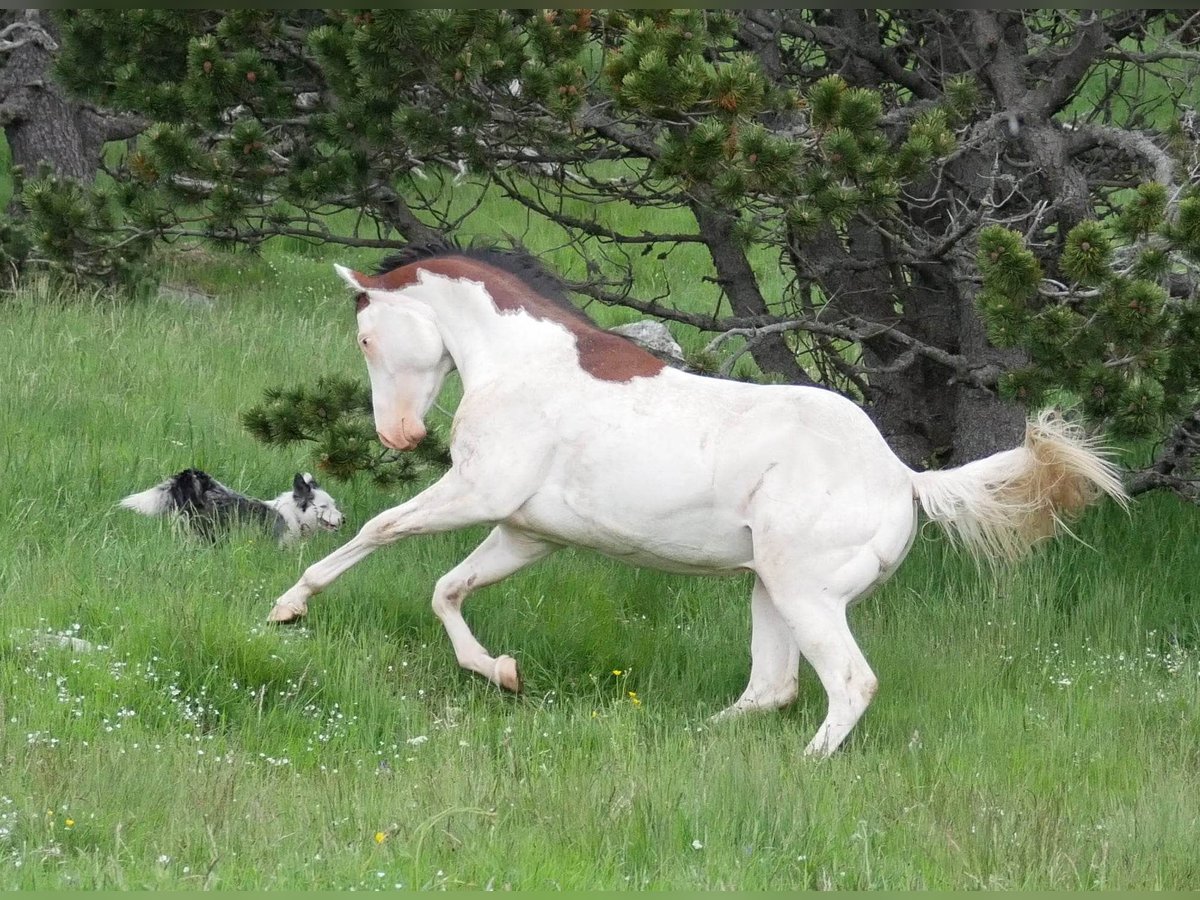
[747,412,1124,756]
[738,462,917,757]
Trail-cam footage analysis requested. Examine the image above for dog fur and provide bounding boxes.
[120,468,344,545]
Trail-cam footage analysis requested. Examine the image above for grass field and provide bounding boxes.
[1,242,1199,890]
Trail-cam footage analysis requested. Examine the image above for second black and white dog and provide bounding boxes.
[120,469,344,545]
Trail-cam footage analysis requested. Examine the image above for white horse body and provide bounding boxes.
[268,250,1125,756]
[499,371,912,579]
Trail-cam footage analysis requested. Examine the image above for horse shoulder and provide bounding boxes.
[446,387,558,505]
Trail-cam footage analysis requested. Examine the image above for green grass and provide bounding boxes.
[1,245,1198,890]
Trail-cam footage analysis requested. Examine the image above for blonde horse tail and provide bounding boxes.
[910,410,1128,564]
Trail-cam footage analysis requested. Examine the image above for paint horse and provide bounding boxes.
[267,246,1126,756]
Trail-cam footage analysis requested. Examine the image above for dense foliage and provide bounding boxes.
[977,181,1200,438]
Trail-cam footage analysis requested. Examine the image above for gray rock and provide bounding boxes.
[608,320,684,361]
[21,631,101,653]
[157,284,216,309]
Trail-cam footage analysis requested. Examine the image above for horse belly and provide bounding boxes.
[508,489,754,576]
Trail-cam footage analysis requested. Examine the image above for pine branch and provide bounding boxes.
[1025,12,1108,115]
[492,174,704,245]
[1066,123,1178,197]
[777,13,939,101]
[702,315,1001,389]
[1128,405,1200,502]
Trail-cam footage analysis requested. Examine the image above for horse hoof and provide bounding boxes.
[494,655,521,693]
[267,602,306,624]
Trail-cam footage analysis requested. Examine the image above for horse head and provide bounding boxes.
[335,264,454,451]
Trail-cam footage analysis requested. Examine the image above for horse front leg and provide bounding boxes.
[431,525,558,692]
[267,471,503,623]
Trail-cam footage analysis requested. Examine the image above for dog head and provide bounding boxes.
[290,472,345,534]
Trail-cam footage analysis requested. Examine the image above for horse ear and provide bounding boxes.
[334,264,365,290]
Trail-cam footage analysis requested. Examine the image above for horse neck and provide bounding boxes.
[426,294,577,392]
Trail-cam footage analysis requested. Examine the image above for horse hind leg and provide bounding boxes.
[431,525,556,692]
[711,576,800,721]
[757,560,881,758]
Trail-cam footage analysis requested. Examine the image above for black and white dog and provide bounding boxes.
[120,469,344,545]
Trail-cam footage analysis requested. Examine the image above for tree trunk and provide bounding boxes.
[1128,404,1200,503]
[949,269,1028,465]
[865,264,961,468]
[692,200,813,385]
[1,11,140,206]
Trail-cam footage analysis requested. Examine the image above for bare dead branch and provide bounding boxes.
[1127,405,1200,502]
[0,12,58,53]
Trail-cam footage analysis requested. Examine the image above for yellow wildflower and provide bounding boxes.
[374,831,387,844]
[65,819,75,828]
[612,669,623,676]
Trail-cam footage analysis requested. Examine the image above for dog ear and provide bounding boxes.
[292,472,315,508]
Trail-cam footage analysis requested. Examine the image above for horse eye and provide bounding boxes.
[359,336,369,348]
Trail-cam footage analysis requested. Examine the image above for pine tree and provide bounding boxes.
[15,10,1200,496]
[978,182,1200,440]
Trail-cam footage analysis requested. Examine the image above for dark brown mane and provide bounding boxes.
[375,244,592,322]
[361,244,666,383]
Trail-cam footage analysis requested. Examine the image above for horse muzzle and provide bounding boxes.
[378,419,427,451]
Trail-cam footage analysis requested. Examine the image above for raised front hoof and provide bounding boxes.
[494,654,522,693]
[267,602,307,625]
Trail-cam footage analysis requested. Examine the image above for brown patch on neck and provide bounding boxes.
[358,257,667,382]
